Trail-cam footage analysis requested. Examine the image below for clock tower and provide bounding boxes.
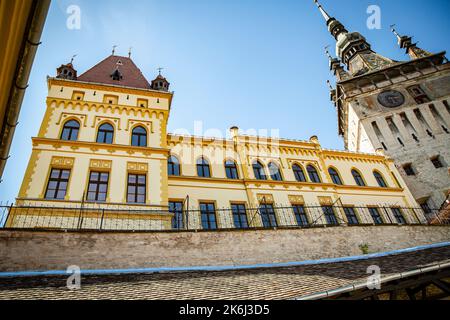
[315,1,450,214]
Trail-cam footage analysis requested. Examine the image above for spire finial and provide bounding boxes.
[314,0,332,22]
[128,47,132,58]
[112,45,118,55]
[70,54,77,64]
[157,67,164,76]
[324,45,333,61]
[390,24,402,40]
[326,80,333,90]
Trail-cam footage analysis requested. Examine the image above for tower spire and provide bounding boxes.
[314,0,331,22]
[312,0,348,40]
[390,25,432,60]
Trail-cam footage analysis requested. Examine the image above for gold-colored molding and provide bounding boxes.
[127,161,148,172]
[51,156,75,168]
[90,159,112,170]
[288,195,305,205]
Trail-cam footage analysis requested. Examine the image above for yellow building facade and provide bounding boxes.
[8,54,426,230]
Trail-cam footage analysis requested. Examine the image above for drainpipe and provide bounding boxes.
[0,0,51,180]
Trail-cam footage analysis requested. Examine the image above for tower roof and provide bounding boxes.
[77,55,152,90]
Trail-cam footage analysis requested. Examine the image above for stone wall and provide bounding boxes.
[1,226,449,272]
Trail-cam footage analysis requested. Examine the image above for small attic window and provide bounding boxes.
[111,69,123,81]
[117,60,123,65]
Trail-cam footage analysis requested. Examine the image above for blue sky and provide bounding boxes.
[1,0,449,203]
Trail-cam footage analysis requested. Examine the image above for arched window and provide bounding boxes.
[96,123,114,144]
[197,157,211,178]
[224,160,239,179]
[374,171,388,188]
[60,120,80,141]
[252,161,267,180]
[131,126,147,147]
[307,165,321,183]
[168,156,180,176]
[292,164,306,182]
[328,167,343,185]
[352,169,366,187]
[268,162,283,181]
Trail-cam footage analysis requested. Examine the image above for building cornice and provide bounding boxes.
[47,78,174,106]
[31,137,170,155]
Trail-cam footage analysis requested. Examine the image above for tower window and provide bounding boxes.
[403,163,415,176]
[169,201,184,229]
[96,123,114,144]
[197,157,211,178]
[343,207,359,225]
[328,167,343,185]
[87,171,109,202]
[200,202,217,230]
[60,120,80,141]
[131,126,147,147]
[292,164,306,182]
[430,156,444,169]
[407,85,430,104]
[168,156,181,176]
[127,174,146,204]
[322,206,339,225]
[259,203,278,228]
[252,161,267,180]
[268,162,283,181]
[225,160,239,179]
[391,208,407,224]
[45,168,71,200]
[293,205,309,227]
[351,169,366,187]
[231,203,248,229]
[306,165,321,183]
[373,171,388,188]
[369,207,383,225]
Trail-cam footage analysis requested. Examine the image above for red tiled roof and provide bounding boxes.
[77,55,152,90]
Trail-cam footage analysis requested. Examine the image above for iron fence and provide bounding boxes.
[0,203,448,232]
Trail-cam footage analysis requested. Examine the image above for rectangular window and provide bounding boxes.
[127,174,146,204]
[343,207,359,225]
[231,203,248,229]
[259,203,278,228]
[103,95,119,105]
[403,164,415,176]
[407,85,430,104]
[391,208,407,224]
[322,206,339,225]
[87,171,109,202]
[45,168,71,200]
[420,201,432,215]
[293,205,309,227]
[369,207,383,225]
[431,156,444,169]
[169,201,184,229]
[200,202,217,230]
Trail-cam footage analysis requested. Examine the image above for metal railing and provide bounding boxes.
[0,204,448,232]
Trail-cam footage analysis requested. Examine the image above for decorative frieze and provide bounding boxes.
[90,159,112,170]
[51,156,75,168]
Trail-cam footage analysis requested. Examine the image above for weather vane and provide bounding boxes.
[128,47,133,58]
[112,45,118,55]
[70,54,77,64]
[157,67,164,75]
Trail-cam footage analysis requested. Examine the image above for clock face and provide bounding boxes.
[377,90,405,108]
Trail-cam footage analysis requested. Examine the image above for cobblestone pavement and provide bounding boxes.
[1,246,449,300]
